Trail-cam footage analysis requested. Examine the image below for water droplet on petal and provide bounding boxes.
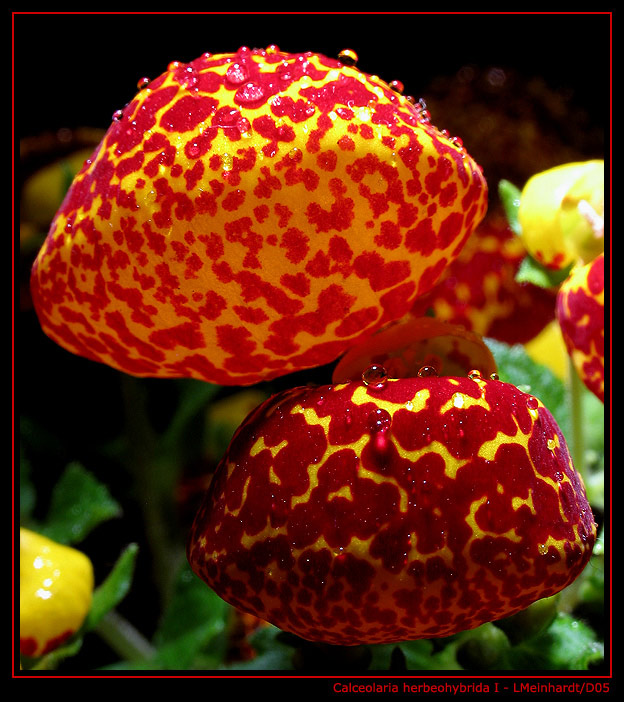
[526,395,540,419]
[489,372,499,380]
[389,80,404,94]
[450,135,464,150]
[337,48,358,66]
[136,76,151,90]
[467,369,482,380]
[226,62,248,86]
[547,438,556,452]
[362,364,388,388]
[235,82,265,106]
[538,543,548,556]
[417,365,438,378]
[112,109,124,122]
[368,408,392,433]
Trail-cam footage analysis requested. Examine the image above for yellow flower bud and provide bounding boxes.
[518,160,604,270]
[20,528,94,658]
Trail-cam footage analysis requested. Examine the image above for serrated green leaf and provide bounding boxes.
[85,543,139,631]
[510,612,603,670]
[498,179,523,236]
[41,462,122,545]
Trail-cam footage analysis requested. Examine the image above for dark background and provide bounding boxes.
[15,11,610,139]
[14,11,610,671]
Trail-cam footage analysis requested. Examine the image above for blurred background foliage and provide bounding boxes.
[15,11,608,674]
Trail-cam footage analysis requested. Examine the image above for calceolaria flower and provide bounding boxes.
[188,323,596,645]
[30,46,487,387]
[556,253,605,403]
[517,160,603,271]
[410,215,556,345]
[20,528,94,658]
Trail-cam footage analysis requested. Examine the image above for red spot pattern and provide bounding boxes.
[411,216,557,345]
[31,47,487,386]
[556,253,604,402]
[188,377,596,645]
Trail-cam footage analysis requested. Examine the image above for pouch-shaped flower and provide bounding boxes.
[30,46,487,386]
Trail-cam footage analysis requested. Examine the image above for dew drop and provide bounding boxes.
[368,407,392,433]
[389,79,404,94]
[547,438,557,452]
[337,48,358,66]
[489,372,500,380]
[112,109,124,122]
[362,364,388,388]
[226,62,248,86]
[417,365,438,378]
[136,76,151,90]
[537,543,548,556]
[266,44,280,55]
[450,135,464,150]
[526,396,540,411]
[235,81,265,106]
[467,369,482,380]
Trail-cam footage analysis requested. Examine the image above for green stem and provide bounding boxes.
[120,376,181,606]
[96,610,156,663]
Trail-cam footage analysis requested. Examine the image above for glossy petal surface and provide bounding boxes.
[188,377,595,645]
[30,47,487,385]
[410,216,556,344]
[20,528,94,658]
[518,161,604,270]
[556,254,605,402]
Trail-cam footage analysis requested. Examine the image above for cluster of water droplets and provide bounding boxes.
[361,364,502,386]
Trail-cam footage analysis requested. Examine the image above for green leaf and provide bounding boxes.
[515,254,574,289]
[509,612,603,670]
[29,635,84,671]
[40,462,122,545]
[85,542,139,631]
[150,563,229,669]
[498,179,523,236]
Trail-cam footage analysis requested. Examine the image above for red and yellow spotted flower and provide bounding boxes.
[30,46,487,386]
[188,371,596,645]
[20,528,94,658]
[556,253,605,402]
[517,160,604,271]
[410,215,556,345]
